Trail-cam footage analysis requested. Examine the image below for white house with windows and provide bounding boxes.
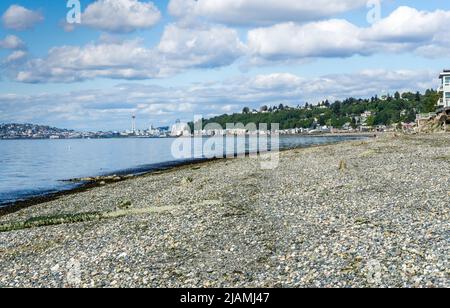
[438,70,450,108]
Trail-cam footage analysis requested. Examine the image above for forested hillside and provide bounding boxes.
[194,90,439,130]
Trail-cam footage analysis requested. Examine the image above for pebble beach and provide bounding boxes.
[0,133,449,288]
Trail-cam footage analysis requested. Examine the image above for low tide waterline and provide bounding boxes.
[0,135,367,206]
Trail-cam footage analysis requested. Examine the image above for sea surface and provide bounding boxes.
[0,135,366,205]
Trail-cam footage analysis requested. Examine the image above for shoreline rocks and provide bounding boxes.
[64,174,135,183]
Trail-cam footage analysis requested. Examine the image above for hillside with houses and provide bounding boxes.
[196,90,441,133]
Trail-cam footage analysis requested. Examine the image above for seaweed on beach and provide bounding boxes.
[0,212,103,233]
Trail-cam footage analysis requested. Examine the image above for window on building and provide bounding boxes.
[445,76,450,86]
[445,92,450,99]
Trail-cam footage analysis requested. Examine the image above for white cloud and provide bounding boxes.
[298,69,437,101]
[247,20,367,62]
[12,23,244,83]
[251,73,302,89]
[362,6,450,55]
[1,5,43,31]
[0,35,25,49]
[362,6,450,43]
[246,6,450,64]
[157,23,245,72]
[15,40,158,83]
[81,0,161,32]
[168,0,367,26]
[4,50,27,63]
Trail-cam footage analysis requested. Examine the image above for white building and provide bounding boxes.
[438,70,450,108]
[171,120,191,137]
[359,111,373,125]
[148,124,160,136]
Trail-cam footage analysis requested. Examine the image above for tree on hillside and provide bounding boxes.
[366,115,375,127]
[331,101,341,115]
[351,117,357,129]
[422,90,439,112]
[415,91,421,102]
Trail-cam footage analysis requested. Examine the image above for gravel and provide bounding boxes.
[0,133,449,288]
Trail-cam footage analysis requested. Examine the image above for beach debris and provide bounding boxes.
[64,174,129,184]
[181,176,194,186]
[118,200,132,210]
[0,212,103,232]
[0,205,178,233]
[417,110,450,133]
[338,160,347,171]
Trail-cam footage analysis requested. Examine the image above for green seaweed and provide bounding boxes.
[0,211,103,232]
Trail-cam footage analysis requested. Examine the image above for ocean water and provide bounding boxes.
[0,135,365,205]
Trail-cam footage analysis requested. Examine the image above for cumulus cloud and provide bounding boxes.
[15,40,157,83]
[0,69,438,130]
[362,6,450,43]
[362,6,450,56]
[3,6,450,84]
[1,5,43,31]
[168,0,367,26]
[247,20,368,62]
[4,50,27,64]
[246,6,450,64]
[251,73,302,89]
[0,35,25,49]
[157,23,245,72]
[11,23,245,83]
[226,70,437,105]
[80,0,161,32]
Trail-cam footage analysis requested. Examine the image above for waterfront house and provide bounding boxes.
[438,70,450,109]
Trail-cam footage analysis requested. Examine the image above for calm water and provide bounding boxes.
[0,135,365,205]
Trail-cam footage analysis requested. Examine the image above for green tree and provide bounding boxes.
[366,115,375,127]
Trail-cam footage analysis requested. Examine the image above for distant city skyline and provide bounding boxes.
[1,0,450,131]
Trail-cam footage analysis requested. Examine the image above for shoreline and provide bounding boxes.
[0,133,448,287]
[0,134,373,217]
[0,132,378,141]
[0,157,222,218]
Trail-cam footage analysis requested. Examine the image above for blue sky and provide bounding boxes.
[0,0,449,131]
